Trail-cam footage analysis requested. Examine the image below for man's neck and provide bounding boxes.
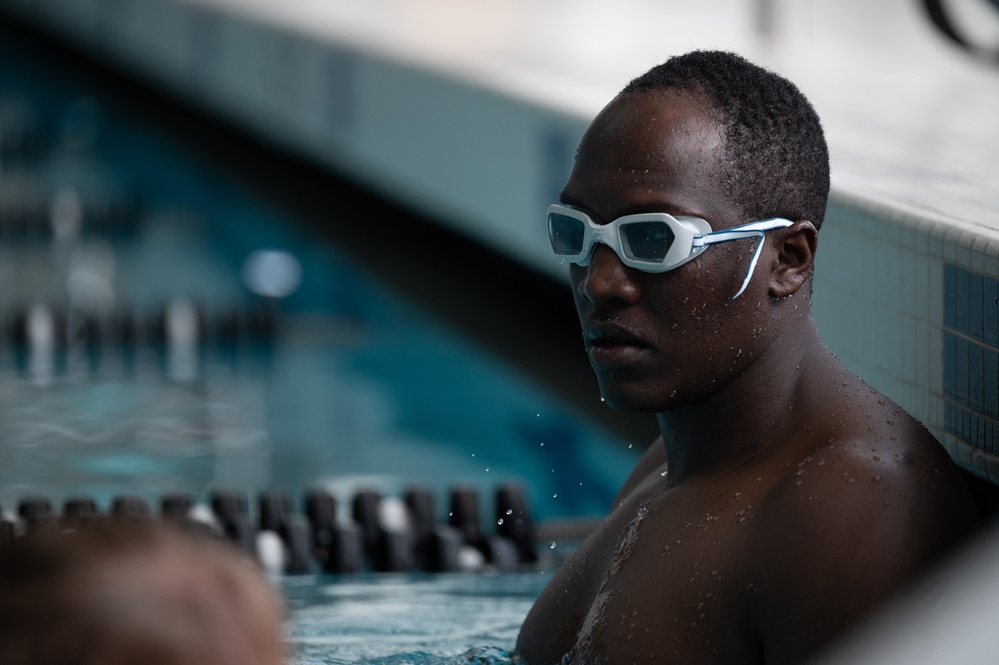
[656,316,830,484]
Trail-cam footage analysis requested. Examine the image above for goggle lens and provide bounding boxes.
[621,221,674,261]
[548,212,586,256]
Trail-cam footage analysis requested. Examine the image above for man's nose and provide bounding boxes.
[576,244,641,306]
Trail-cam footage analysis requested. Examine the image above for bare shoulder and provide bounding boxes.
[747,412,980,662]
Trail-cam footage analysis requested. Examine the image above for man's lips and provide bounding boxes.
[582,323,648,370]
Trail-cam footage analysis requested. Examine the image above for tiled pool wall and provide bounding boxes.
[3,0,997,484]
[813,194,999,481]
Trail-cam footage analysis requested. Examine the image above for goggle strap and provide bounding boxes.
[729,232,767,301]
[692,218,792,299]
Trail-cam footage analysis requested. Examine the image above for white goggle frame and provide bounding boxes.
[548,204,793,300]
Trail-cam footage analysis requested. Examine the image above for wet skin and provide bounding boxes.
[515,90,980,664]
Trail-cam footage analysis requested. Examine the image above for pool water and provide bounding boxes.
[283,572,551,664]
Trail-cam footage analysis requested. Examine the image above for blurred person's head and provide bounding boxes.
[0,519,285,665]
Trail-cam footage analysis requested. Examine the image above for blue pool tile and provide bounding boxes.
[970,343,985,413]
[986,276,998,347]
[955,336,969,405]
[944,333,956,399]
[987,349,999,420]
[970,272,984,342]
[957,266,971,337]
[945,264,958,330]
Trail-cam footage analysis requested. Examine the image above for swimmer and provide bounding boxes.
[0,519,285,665]
[516,51,981,664]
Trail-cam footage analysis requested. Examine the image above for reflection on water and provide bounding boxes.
[283,572,548,664]
[0,368,271,508]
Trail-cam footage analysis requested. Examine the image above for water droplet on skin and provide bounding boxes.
[872,475,882,483]
[886,419,894,425]
[882,499,890,507]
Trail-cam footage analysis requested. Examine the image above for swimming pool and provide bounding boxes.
[0,16,638,663]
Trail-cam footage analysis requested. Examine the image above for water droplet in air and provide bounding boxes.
[497,518,504,525]
[550,542,557,550]
[506,509,513,515]
[553,493,558,498]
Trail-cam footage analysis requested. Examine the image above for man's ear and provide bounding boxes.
[769,221,817,298]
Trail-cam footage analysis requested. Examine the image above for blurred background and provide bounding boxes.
[0,0,996,580]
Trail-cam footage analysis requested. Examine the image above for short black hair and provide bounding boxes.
[622,51,830,229]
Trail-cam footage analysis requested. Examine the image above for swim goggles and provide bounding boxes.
[547,204,793,300]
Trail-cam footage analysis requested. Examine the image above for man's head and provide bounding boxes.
[560,51,828,412]
[0,520,285,665]
[620,50,829,229]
